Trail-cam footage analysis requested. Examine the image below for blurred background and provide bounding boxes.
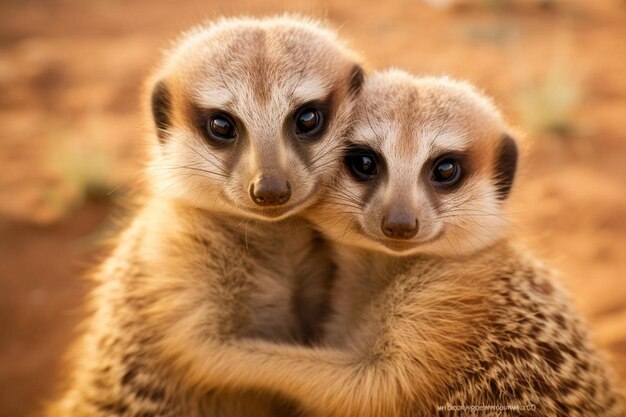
[1,0,625,415]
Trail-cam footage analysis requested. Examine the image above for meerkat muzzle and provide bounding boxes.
[249,173,292,206]
[381,211,419,239]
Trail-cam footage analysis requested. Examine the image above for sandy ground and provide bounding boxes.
[1,0,625,416]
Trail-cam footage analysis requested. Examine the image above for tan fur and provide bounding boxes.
[47,15,363,417]
[146,72,624,416]
[310,70,515,257]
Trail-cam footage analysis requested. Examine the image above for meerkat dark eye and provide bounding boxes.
[207,113,237,143]
[345,149,379,181]
[432,158,461,184]
[295,107,324,137]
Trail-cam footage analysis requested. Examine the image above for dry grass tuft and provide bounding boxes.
[43,129,119,218]
[514,62,582,137]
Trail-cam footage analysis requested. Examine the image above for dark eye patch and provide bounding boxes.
[428,152,468,192]
[187,101,246,148]
[432,158,461,184]
[285,94,335,167]
[343,145,384,183]
[294,105,326,138]
[345,150,378,181]
[291,99,331,142]
[206,112,238,145]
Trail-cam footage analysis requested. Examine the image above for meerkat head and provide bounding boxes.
[313,70,518,257]
[146,16,364,220]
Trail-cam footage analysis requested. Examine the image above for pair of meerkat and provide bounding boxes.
[179,71,625,417]
[48,15,623,417]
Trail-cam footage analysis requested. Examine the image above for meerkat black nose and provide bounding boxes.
[249,175,291,206]
[381,214,419,239]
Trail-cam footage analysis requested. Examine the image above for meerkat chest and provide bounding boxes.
[242,258,301,341]
[321,252,413,347]
[321,266,382,346]
[205,224,332,343]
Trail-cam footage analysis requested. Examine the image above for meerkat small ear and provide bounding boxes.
[494,134,518,200]
[348,64,365,95]
[151,80,172,144]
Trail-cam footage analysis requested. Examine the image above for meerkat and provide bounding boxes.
[47,16,364,417]
[151,70,625,417]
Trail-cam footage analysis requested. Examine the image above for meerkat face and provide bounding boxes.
[146,16,363,220]
[313,70,518,257]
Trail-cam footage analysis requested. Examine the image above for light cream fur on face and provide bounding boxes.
[147,16,363,221]
[308,70,516,257]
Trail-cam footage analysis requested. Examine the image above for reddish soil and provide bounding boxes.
[1,1,625,416]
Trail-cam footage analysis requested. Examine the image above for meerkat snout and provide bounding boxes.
[249,172,292,206]
[381,210,419,239]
